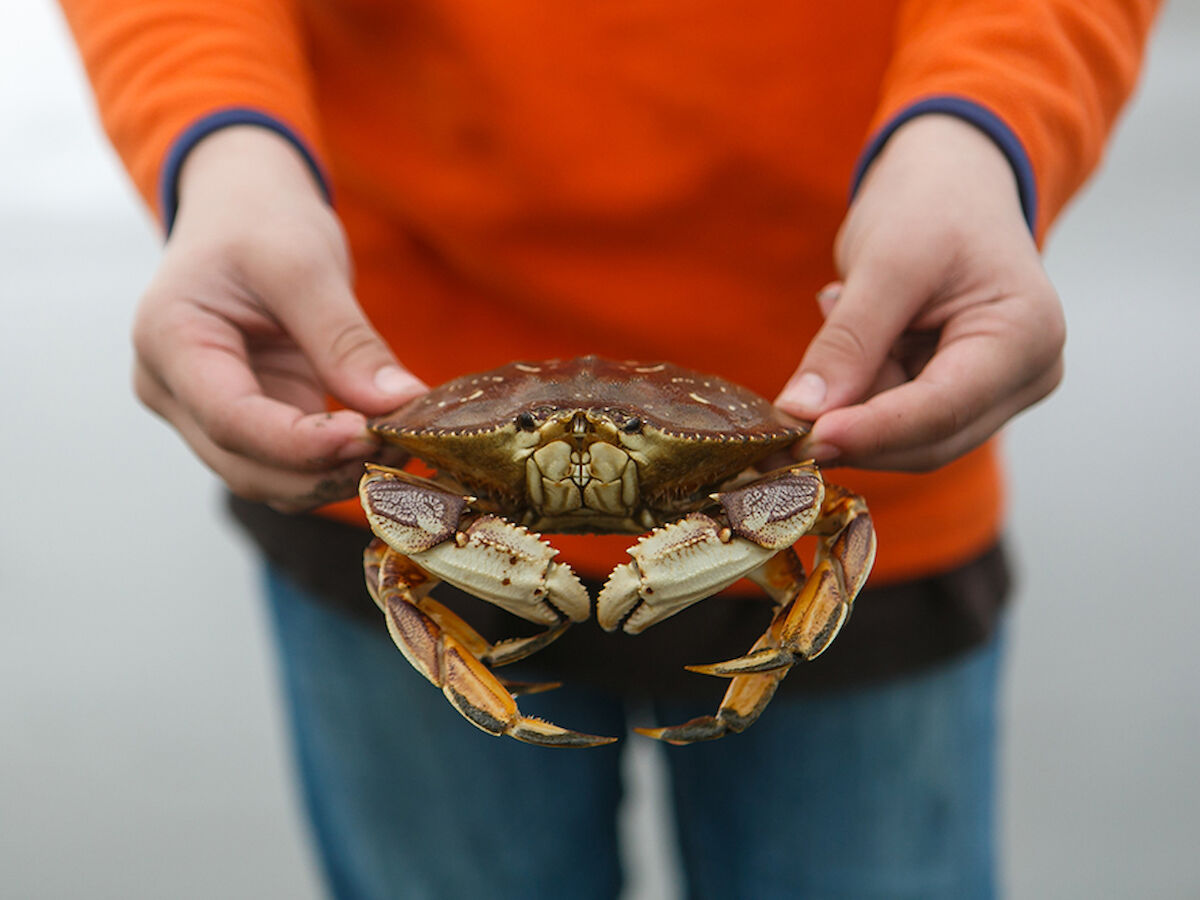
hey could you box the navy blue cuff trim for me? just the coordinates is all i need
[851,96,1038,233]
[158,108,331,234]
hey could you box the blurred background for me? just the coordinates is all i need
[2,3,1197,898]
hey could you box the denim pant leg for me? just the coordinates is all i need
[263,567,628,900]
[656,634,1004,900]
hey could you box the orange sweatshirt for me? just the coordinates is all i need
[61,0,1157,585]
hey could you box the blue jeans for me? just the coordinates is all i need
[264,566,1002,900]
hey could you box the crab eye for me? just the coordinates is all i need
[516,412,537,431]
[623,417,643,434]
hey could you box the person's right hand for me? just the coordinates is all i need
[132,126,427,512]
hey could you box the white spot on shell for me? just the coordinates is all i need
[634,364,666,373]
[464,389,484,401]
[515,363,543,373]
[688,392,712,405]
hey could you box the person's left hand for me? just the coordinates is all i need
[775,114,1066,471]
[132,126,427,512]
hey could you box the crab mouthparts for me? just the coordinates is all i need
[525,427,641,522]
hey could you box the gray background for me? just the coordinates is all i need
[2,3,1197,897]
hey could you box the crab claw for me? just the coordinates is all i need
[597,513,774,633]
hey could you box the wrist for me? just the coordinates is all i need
[858,114,1026,226]
[178,125,326,211]
[854,101,1036,233]
[159,108,330,233]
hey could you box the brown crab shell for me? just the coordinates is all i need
[369,356,808,508]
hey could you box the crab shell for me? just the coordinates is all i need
[367,356,808,533]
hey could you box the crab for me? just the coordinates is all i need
[358,356,875,746]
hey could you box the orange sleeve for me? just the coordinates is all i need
[856,0,1160,240]
[58,0,328,226]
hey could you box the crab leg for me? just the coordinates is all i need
[636,483,876,744]
[372,549,619,748]
[636,633,790,746]
[361,466,611,746]
[364,539,613,745]
[693,483,875,675]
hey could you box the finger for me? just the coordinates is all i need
[263,263,427,414]
[809,280,938,386]
[136,362,368,508]
[776,264,924,419]
[799,307,1064,470]
[811,360,1062,471]
[778,357,908,468]
[810,279,929,394]
[248,339,332,413]
[136,319,378,471]
[835,362,1060,472]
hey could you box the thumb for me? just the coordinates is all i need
[280,276,427,414]
[776,273,914,420]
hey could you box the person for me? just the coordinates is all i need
[60,1,1158,897]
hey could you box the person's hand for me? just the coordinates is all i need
[132,126,426,511]
[776,114,1066,471]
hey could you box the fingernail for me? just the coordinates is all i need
[817,282,842,303]
[781,372,827,413]
[816,282,842,316]
[374,365,424,399]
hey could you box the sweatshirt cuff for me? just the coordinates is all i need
[851,96,1038,233]
[158,107,331,233]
